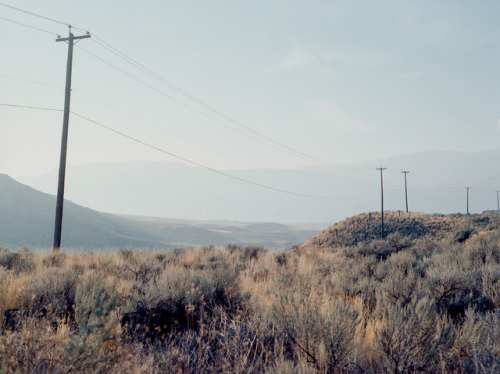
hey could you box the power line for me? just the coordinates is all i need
[0,74,63,89]
[1,101,375,200]
[0,15,58,35]
[75,45,310,161]
[4,101,497,207]
[0,103,62,111]
[0,2,366,171]
[89,36,374,172]
[71,90,310,184]
[71,112,325,199]
[0,73,318,181]
[81,43,374,173]
[0,2,70,26]
[90,35,332,165]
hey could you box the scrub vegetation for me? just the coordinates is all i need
[1,212,499,373]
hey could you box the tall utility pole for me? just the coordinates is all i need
[401,170,410,213]
[377,167,387,238]
[496,190,499,212]
[466,187,471,215]
[53,27,90,252]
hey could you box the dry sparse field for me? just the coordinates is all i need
[1,212,499,373]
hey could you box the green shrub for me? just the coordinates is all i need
[63,284,119,372]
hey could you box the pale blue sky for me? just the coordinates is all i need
[1,0,499,177]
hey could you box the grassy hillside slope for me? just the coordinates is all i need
[0,174,320,249]
[300,210,499,250]
[1,211,499,372]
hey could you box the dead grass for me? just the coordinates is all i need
[0,212,499,372]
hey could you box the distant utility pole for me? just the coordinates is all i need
[53,27,90,252]
[496,190,499,212]
[401,170,410,213]
[466,187,471,215]
[377,167,387,238]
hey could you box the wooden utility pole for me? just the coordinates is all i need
[53,27,90,252]
[377,167,387,238]
[401,170,409,213]
[496,190,499,212]
[466,187,470,215]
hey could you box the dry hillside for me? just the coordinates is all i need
[1,211,500,372]
[300,210,500,251]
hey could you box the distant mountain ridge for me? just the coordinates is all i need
[0,174,320,250]
[17,148,500,223]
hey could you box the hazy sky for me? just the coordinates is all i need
[1,0,500,178]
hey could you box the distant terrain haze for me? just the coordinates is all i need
[17,149,500,224]
[0,173,320,250]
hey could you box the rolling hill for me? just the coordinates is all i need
[0,174,321,250]
[300,210,500,251]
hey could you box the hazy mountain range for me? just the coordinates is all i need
[17,148,500,223]
[0,174,321,250]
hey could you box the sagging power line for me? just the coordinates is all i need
[0,15,58,35]
[0,2,72,27]
[71,112,326,199]
[0,102,327,199]
[76,44,329,165]
[0,3,371,172]
[89,36,334,166]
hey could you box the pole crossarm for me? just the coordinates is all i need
[56,34,90,42]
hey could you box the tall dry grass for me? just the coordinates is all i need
[0,225,499,373]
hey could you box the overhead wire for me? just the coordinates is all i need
[90,36,332,165]
[0,72,345,183]
[70,112,327,199]
[71,89,309,183]
[89,36,373,172]
[0,101,326,199]
[0,3,422,173]
[0,73,306,180]
[0,103,62,112]
[0,5,493,201]
[0,74,63,89]
[0,5,370,172]
[1,100,496,206]
[0,2,70,27]
[75,44,307,160]
[0,15,58,35]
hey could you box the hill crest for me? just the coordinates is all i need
[300,211,500,250]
